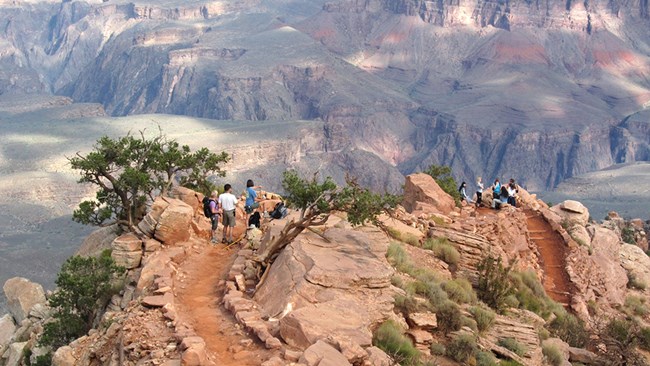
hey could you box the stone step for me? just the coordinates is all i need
[529,236,546,240]
[528,230,546,234]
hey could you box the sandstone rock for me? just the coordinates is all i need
[298,340,352,366]
[112,233,143,251]
[407,329,433,345]
[28,303,50,319]
[402,173,455,214]
[619,244,650,289]
[0,314,16,350]
[260,356,285,366]
[4,342,27,366]
[246,227,263,250]
[111,233,144,269]
[543,338,570,361]
[568,346,599,364]
[568,224,590,246]
[76,224,121,257]
[170,186,203,214]
[366,346,392,366]
[111,250,143,270]
[550,200,589,226]
[142,293,174,308]
[3,277,46,323]
[154,198,194,245]
[52,346,76,366]
[407,312,437,330]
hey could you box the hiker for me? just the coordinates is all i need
[458,181,474,204]
[499,183,510,204]
[491,178,501,209]
[244,179,262,215]
[476,176,484,208]
[507,179,519,207]
[208,191,221,243]
[218,184,239,244]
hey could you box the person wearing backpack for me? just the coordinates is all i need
[203,191,221,244]
[244,179,262,214]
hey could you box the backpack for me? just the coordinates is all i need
[248,212,261,228]
[202,197,215,218]
[270,202,288,219]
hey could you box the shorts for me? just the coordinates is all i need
[245,202,260,214]
[210,215,219,230]
[222,210,236,227]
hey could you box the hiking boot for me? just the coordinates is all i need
[211,238,217,244]
[222,238,227,243]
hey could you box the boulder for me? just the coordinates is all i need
[4,342,27,366]
[52,345,76,366]
[568,224,591,246]
[154,198,194,245]
[170,186,203,214]
[366,346,392,366]
[619,244,650,288]
[76,224,120,257]
[144,238,162,252]
[568,347,599,364]
[0,314,16,350]
[550,200,589,226]
[3,277,46,323]
[407,313,437,330]
[298,340,352,366]
[111,233,143,269]
[180,337,208,366]
[256,227,395,351]
[402,173,455,214]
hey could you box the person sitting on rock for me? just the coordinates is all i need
[500,183,510,205]
[491,178,502,209]
[507,179,519,207]
[458,181,474,205]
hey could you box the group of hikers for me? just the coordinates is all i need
[458,177,519,209]
[204,179,263,244]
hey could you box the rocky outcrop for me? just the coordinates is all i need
[111,233,144,269]
[138,197,194,245]
[551,200,590,226]
[2,278,46,324]
[402,173,456,214]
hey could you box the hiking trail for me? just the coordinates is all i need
[174,241,272,365]
[524,209,574,306]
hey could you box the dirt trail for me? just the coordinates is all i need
[524,209,574,306]
[174,242,271,365]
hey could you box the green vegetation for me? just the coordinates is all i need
[627,272,648,291]
[600,317,647,365]
[548,311,588,347]
[442,278,476,304]
[477,255,514,312]
[446,333,477,363]
[497,338,527,357]
[475,351,498,366]
[373,320,420,366]
[510,270,563,319]
[625,295,649,317]
[423,237,460,265]
[499,361,524,366]
[40,250,124,349]
[542,344,563,366]
[638,326,650,351]
[436,301,462,334]
[70,131,229,232]
[429,343,445,356]
[387,243,416,275]
[424,165,461,206]
[622,227,636,244]
[470,305,496,333]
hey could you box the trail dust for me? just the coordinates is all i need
[524,209,574,306]
[174,240,272,365]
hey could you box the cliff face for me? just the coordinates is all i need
[1,0,650,190]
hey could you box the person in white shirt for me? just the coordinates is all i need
[218,184,239,244]
[476,176,484,208]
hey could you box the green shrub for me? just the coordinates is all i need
[470,305,496,333]
[510,270,561,319]
[499,361,524,366]
[475,351,498,366]
[477,256,514,312]
[497,338,526,357]
[436,301,462,334]
[639,326,650,351]
[627,272,647,291]
[407,279,448,310]
[424,165,461,206]
[423,237,460,265]
[625,295,649,317]
[548,311,588,347]
[622,227,636,244]
[394,294,427,315]
[600,317,647,365]
[39,250,124,349]
[403,233,421,247]
[542,344,563,366]
[461,316,478,331]
[430,215,447,226]
[446,333,477,363]
[538,327,550,341]
[391,275,405,289]
[430,342,445,356]
[372,320,420,366]
[443,278,476,304]
[387,242,415,275]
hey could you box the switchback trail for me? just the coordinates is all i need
[524,209,574,306]
[174,242,271,365]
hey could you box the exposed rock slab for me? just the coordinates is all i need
[551,201,589,226]
[298,340,352,366]
[0,314,16,351]
[402,173,455,214]
[3,277,46,323]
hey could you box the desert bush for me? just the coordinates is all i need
[40,250,124,349]
[430,342,446,355]
[391,275,405,289]
[638,326,650,351]
[499,361,524,366]
[625,295,649,317]
[627,272,648,291]
[477,255,514,312]
[461,316,478,331]
[436,300,462,333]
[408,279,448,310]
[372,320,420,366]
[510,270,562,319]
[429,215,447,226]
[394,294,427,315]
[538,327,550,341]
[443,278,476,304]
[498,338,527,357]
[446,333,478,363]
[622,227,636,244]
[423,237,460,265]
[470,305,496,333]
[475,351,498,366]
[542,344,563,366]
[548,310,588,347]
[387,243,416,275]
[599,317,649,365]
[403,233,421,247]
[424,165,461,206]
